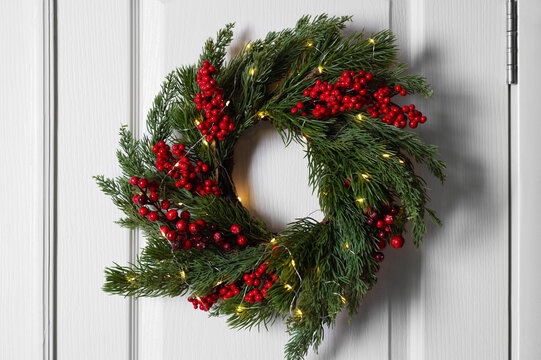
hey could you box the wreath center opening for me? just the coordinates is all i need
[232,121,323,232]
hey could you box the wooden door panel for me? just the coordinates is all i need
[56,1,132,358]
[513,1,541,358]
[44,0,509,359]
[390,2,508,359]
[137,1,391,359]
[0,1,44,358]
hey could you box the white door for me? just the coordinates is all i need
[1,1,539,359]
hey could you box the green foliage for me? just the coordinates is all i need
[96,14,444,360]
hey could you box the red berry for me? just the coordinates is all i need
[147,212,158,222]
[130,176,139,186]
[377,239,387,250]
[213,232,223,242]
[196,219,206,229]
[160,225,169,235]
[376,220,384,228]
[394,85,402,92]
[161,200,171,210]
[138,207,148,216]
[189,223,199,233]
[230,224,241,235]
[176,220,187,231]
[296,102,304,109]
[237,235,247,246]
[149,192,159,202]
[137,194,148,205]
[183,240,192,250]
[374,252,384,262]
[166,210,178,221]
[391,235,405,248]
[384,214,394,224]
[166,231,177,242]
[138,178,148,188]
[180,210,190,220]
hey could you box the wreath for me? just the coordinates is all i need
[96,15,445,360]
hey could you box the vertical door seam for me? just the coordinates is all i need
[129,1,140,359]
[43,0,57,359]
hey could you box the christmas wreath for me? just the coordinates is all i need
[96,15,445,360]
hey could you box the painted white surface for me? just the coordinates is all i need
[512,1,541,359]
[233,122,324,232]
[0,1,44,359]
[0,0,520,359]
[389,1,509,359]
[56,1,131,358]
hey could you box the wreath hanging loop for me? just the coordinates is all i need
[96,14,445,360]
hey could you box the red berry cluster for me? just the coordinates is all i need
[292,71,374,118]
[194,60,235,142]
[367,85,426,129]
[231,224,248,246]
[130,176,229,252]
[242,261,277,303]
[188,282,240,312]
[130,176,164,222]
[291,70,427,129]
[159,210,214,251]
[365,203,405,263]
[212,223,247,252]
[152,140,221,197]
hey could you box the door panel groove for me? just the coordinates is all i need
[129,1,141,359]
[43,0,57,359]
[507,85,512,360]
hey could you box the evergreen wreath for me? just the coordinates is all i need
[95,15,445,360]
